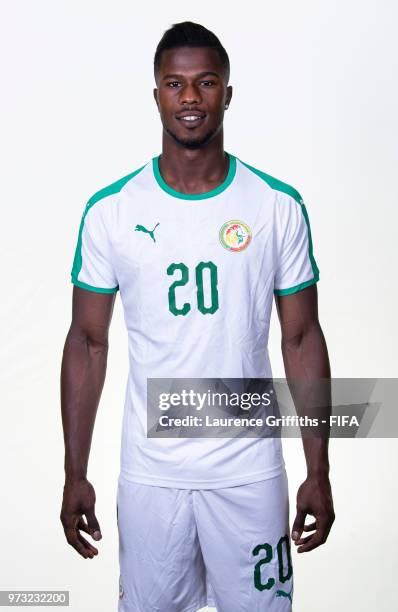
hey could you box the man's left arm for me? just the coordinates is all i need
[275,283,335,553]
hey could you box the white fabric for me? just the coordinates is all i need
[116,471,292,612]
[79,202,119,289]
[71,154,319,488]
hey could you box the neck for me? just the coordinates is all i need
[158,131,229,195]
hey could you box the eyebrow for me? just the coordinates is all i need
[161,71,221,81]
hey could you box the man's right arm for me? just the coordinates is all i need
[60,286,116,559]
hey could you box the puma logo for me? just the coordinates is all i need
[135,222,160,243]
[276,586,293,602]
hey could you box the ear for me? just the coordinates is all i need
[226,85,233,107]
[153,88,159,111]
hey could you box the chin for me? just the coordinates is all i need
[165,126,218,149]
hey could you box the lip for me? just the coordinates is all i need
[176,111,206,119]
[176,112,206,128]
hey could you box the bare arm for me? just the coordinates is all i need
[60,286,116,558]
[275,283,335,553]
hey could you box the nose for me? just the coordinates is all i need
[179,83,202,105]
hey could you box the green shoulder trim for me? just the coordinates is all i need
[239,159,303,204]
[71,163,146,288]
[86,163,147,207]
[239,158,320,295]
[300,201,320,284]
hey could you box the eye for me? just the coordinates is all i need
[166,81,181,88]
[201,80,215,86]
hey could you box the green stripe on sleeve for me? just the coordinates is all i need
[239,158,320,295]
[71,163,146,289]
[72,279,119,294]
[300,202,320,280]
[274,276,319,296]
[272,202,320,295]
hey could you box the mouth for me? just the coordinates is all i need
[176,113,206,127]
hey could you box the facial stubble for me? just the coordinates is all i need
[163,123,221,150]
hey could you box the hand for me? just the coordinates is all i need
[291,473,335,553]
[60,477,102,559]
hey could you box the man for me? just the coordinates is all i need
[60,21,335,612]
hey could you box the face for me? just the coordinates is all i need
[154,46,232,149]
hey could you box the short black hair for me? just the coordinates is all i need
[154,21,230,83]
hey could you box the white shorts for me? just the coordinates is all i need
[116,470,293,612]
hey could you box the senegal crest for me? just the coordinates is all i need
[219,220,252,252]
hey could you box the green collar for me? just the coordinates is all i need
[152,152,237,200]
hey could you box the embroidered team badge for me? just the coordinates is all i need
[219,220,252,252]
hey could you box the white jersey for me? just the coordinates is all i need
[71,153,319,488]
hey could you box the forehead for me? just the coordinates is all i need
[158,46,224,78]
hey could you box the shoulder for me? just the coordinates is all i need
[86,163,148,212]
[236,156,303,206]
[83,162,150,226]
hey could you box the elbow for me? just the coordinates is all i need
[65,325,109,355]
[281,321,321,352]
[281,329,305,352]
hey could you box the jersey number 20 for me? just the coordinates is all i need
[167,261,219,316]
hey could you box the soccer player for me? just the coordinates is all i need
[60,21,335,612]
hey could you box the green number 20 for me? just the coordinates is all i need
[252,535,293,592]
[167,261,219,316]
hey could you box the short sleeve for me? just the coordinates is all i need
[70,199,119,294]
[274,193,320,296]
